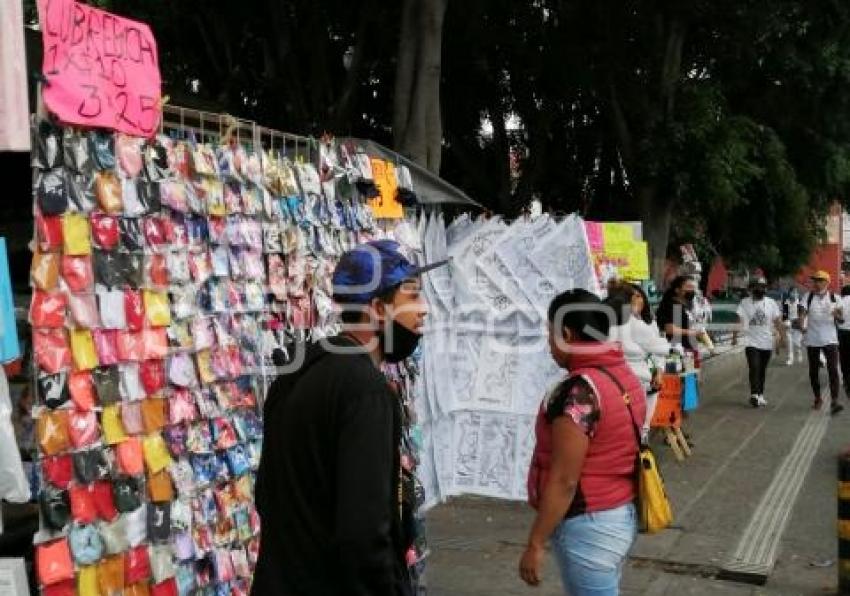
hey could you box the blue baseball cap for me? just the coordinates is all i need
[332,240,448,304]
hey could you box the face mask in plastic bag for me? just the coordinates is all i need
[140,359,165,395]
[99,515,129,555]
[124,289,145,332]
[125,544,151,585]
[37,212,63,253]
[185,215,208,248]
[117,134,143,178]
[171,285,196,321]
[70,328,99,371]
[92,479,118,521]
[117,437,144,476]
[208,216,226,245]
[39,484,71,530]
[147,468,174,503]
[210,350,228,382]
[67,371,95,412]
[122,177,147,217]
[194,350,215,384]
[120,218,145,252]
[225,444,251,477]
[223,182,242,214]
[67,172,98,213]
[36,371,66,417]
[189,251,212,284]
[87,130,115,170]
[169,389,197,426]
[151,577,178,596]
[31,251,60,291]
[142,328,169,360]
[121,401,144,435]
[120,362,146,401]
[160,180,188,213]
[69,523,104,565]
[36,168,69,216]
[92,329,119,366]
[166,250,190,284]
[69,483,98,524]
[163,424,188,459]
[174,537,195,569]
[29,290,67,329]
[147,503,172,544]
[145,254,169,288]
[61,255,93,292]
[212,547,235,584]
[97,554,125,595]
[124,504,147,547]
[95,171,123,214]
[195,388,221,420]
[62,212,92,256]
[93,250,127,289]
[143,215,167,250]
[169,459,195,497]
[92,366,120,405]
[137,178,162,213]
[36,537,75,587]
[101,404,126,445]
[190,453,216,487]
[144,139,170,182]
[167,353,198,388]
[167,321,193,351]
[42,453,73,489]
[142,398,167,434]
[63,128,92,174]
[73,447,109,484]
[209,245,229,278]
[32,120,63,169]
[112,476,142,513]
[68,293,100,329]
[117,330,145,363]
[34,328,71,375]
[68,408,99,448]
[143,434,173,475]
[164,213,188,249]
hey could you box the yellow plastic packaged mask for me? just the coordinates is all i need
[77,564,99,596]
[70,328,99,371]
[143,290,171,327]
[101,405,127,445]
[62,212,92,256]
[142,433,173,474]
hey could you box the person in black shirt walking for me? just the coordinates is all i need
[252,240,445,596]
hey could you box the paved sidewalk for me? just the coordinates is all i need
[424,348,847,595]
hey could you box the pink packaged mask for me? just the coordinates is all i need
[92,329,120,366]
[68,293,100,329]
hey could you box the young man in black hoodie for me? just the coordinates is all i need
[252,240,445,596]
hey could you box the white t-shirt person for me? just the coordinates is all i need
[737,297,782,350]
[801,292,841,347]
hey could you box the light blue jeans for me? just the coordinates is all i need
[551,503,637,595]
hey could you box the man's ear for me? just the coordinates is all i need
[370,297,387,324]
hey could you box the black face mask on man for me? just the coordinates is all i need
[379,319,422,363]
[752,289,766,299]
[683,290,696,302]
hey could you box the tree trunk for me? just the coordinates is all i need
[393,0,447,173]
[637,184,673,287]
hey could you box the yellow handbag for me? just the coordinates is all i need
[595,367,673,534]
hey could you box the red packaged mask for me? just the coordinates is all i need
[68,371,97,410]
[125,290,145,332]
[90,213,120,250]
[69,484,97,524]
[91,480,118,521]
[42,454,74,489]
[146,254,169,288]
[30,290,68,328]
[36,538,75,586]
[143,215,168,249]
[37,212,63,252]
[61,255,94,292]
[117,330,145,362]
[125,544,151,585]
[142,328,169,360]
[117,437,144,476]
[140,359,166,395]
[68,409,100,449]
[33,328,71,374]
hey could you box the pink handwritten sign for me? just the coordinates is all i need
[585,221,604,252]
[37,0,162,137]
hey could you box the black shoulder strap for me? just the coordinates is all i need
[593,367,642,449]
[807,292,814,310]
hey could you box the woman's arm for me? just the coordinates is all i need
[519,418,589,586]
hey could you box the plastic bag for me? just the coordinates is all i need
[73,448,109,484]
[161,180,188,212]
[143,215,168,250]
[40,484,71,530]
[31,251,60,291]
[117,134,144,178]
[117,331,145,362]
[30,290,68,328]
[68,408,99,448]
[112,476,142,513]
[69,483,97,524]
[97,554,125,595]
[169,389,197,425]
[95,171,123,214]
[92,329,119,366]
[125,544,151,585]
[97,289,127,329]
[36,538,75,586]
[100,516,129,555]
[190,251,212,284]
[92,366,120,405]
[117,437,144,476]
[37,212,63,252]
[120,217,145,252]
[70,328,99,371]
[69,523,104,565]
[61,255,93,292]
[68,293,100,329]
[146,254,169,288]
[143,328,169,360]
[125,289,145,332]
[121,402,144,435]
[162,424,188,459]
[119,362,146,401]
[93,250,126,289]
[143,434,173,474]
[37,370,69,410]
[142,398,167,434]
[148,505,172,544]
[36,168,69,215]
[143,290,171,327]
[101,405,127,445]
[166,250,190,284]
[62,212,92,256]
[33,328,71,374]
[167,352,198,388]
[42,454,73,489]
[90,213,120,250]
[140,359,166,395]
[147,469,174,503]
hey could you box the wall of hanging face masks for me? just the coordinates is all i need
[28,120,406,596]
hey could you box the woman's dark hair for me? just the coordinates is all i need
[842,284,850,297]
[548,289,610,341]
[662,275,694,303]
[631,284,653,324]
[604,282,653,326]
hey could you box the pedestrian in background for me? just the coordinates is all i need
[656,275,703,355]
[734,277,784,408]
[837,285,850,402]
[521,289,645,595]
[606,282,670,442]
[799,271,844,415]
[783,287,804,366]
